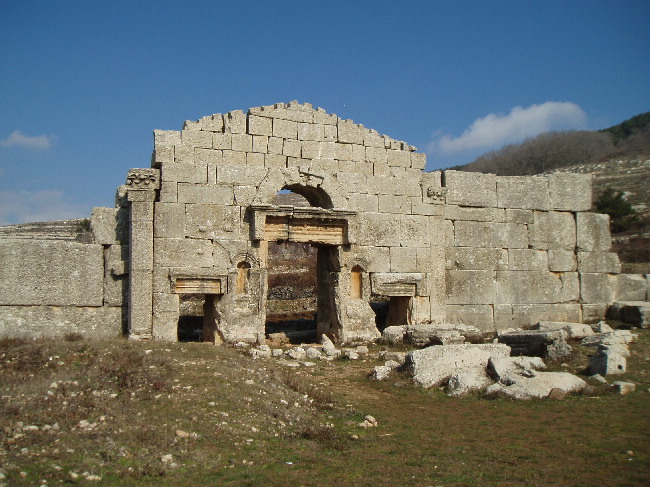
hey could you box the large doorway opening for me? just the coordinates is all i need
[265,189,325,344]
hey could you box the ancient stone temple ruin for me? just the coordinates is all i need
[0,102,647,343]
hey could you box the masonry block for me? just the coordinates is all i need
[446,247,507,271]
[446,270,496,304]
[445,305,495,332]
[614,274,647,301]
[576,212,612,251]
[577,252,621,274]
[547,250,577,272]
[530,211,576,250]
[248,115,273,136]
[508,249,548,271]
[548,173,592,211]
[497,176,550,210]
[177,183,234,205]
[580,273,616,303]
[444,170,497,207]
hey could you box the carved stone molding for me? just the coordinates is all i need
[126,168,160,190]
[425,186,447,204]
[371,272,428,296]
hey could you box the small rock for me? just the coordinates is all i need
[589,374,608,385]
[547,388,566,400]
[356,345,369,355]
[161,454,173,464]
[344,350,359,360]
[175,429,190,438]
[612,381,636,395]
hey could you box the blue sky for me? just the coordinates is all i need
[1,0,648,224]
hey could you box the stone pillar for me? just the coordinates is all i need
[125,169,160,339]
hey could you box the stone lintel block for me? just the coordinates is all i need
[577,252,621,274]
[247,115,273,136]
[443,170,497,208]
[224,110,247,134]
[614,274,648,301]
[154,238,213,268]
[389,247,418,273]
[177,183,234,205]
[273,118,298,139]
[548,250,577,272]
[0,239,104,306]
[446,270,496,305]
[530,211,576,250]
[181,129,212,149]
[371,272,427,296]
[580,273,616,304]
[548,173,592,211]
[446,247,507,271]
[508,249,548,271]
[496,175,550,210]
[444,305,495,332]
[576,212,612,251]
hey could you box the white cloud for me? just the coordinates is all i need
[428,102,587,155]
[0,190,88,226]
[0,130,53,150]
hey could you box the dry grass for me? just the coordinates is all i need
[1,330,649,486]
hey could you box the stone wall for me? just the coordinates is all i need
[1,101,645,342]
[441,170,648,331]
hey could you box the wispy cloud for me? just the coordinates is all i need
[0,130,54,150]
[428,102,587,155]
[0,190,88,226]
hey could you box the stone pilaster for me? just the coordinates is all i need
[125,169,160,339]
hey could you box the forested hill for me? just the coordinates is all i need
[450,111,650,176]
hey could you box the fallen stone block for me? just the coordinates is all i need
[537,321,594,339]
[597,343,630,358]
[487,356,546,386]
[447,369,494,396]
[591,321,614,333]
[378,350,407,364]
[404,325,465,347]
[408,344,511,388]
[611,381,636,395]
[589,350,626,376]
[371,365,392,381]
[381,325,406,344]
[321,334,341,357]
[498,329,572,360]
[485,372,586,400]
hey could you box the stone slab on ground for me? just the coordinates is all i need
[486,372,586,400]
[408,343,511,388]
[537,321,594,339]
[609,301,650,328]
[497,329,572,360]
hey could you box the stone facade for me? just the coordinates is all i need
[0,101,647,342]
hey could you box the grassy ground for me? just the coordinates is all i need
[1,329,649,486]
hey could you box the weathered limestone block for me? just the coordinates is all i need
[580,273,616,303]
[357,213,402,246]
[224,110,247,134]
[91,207,128,245]
[153,203,185,238]
[498,330,572,360]
[582,303,608,323]
[537,321,594,339]
[0,239,104,306]
[510,304,582,329]
[444,305,495,331]
[496,271,578,304]
[347,193,379,212]
[576,213,612,251]
[547,250,577,272]
[408,343,510,388]
[337,119,364,144]
[614,274,647,301]
[505,208,534,224]
[508,249,548,271]
[199,113,224,132]
[180,130,212,149]
[177,183,234,205]
[185,204,239,238]
[154,238,213,268]
[104,245,129,307]
[486,371,586,399]
[382,325,407,344]
[589,350,626,375]
[213,133,232,150]
[446,270,496,304]
[404,325,465,347]
[444,170,497,207]
[0,305,122,339]
[454,221,527,249]
[611,301,650,327]
[446,247,507,271]
[386,149,410,168]
[530,211,576,250]
[548,173,592,211]
[577,252,621,273]
[162,162,208,184]
[340,299,380,344]
[444,205,505,222]
[496,176,550,210]
[248,115,273,136]
[447,369,494,396]
[389,247,417,273]
[378,194,410,214]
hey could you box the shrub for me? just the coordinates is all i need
[595,187,638,233]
